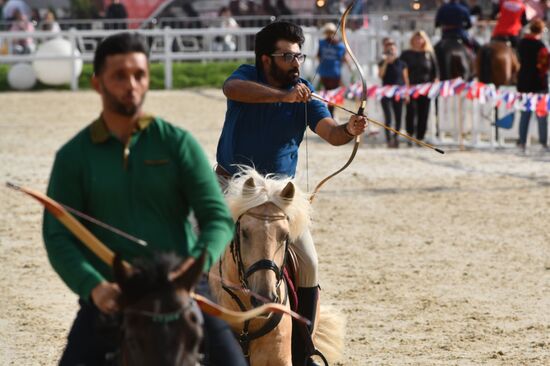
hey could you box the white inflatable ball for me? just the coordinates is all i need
[7,63,37,90]
[32,38,83,86]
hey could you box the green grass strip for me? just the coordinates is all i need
[0,60,249,91]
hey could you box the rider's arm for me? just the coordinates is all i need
[223,79,288,103]
[315,115,366,146]
[223,79,310,104]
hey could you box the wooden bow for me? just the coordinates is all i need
[6,182,309,326]
[309,0,367,203]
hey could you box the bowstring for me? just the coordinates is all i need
[304,4,350,193]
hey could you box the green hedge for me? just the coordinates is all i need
[0,60,249,91]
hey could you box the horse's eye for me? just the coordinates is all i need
[241,229,249,240]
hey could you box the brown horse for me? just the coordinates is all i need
[209,168,344,366]
[475,40,520,140]
[113,253,206,366]
[475,40,520,87]
[435,38,474,81]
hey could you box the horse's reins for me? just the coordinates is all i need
[219,211,290,359]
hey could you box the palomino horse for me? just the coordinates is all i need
[475,40,520,139]
[209,168,344,366]
[113,253,206,366]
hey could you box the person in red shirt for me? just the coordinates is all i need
[492,0,528,48]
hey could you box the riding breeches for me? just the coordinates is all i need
[291,228,319,287]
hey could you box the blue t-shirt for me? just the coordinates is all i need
[318,39,346,78]
[216,64,331,177]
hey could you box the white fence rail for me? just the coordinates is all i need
[2,26,536,148]
[0,26,497,89]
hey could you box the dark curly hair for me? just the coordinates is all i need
[254,21,305,68]
[93,32,149,75]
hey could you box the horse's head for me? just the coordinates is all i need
[113,252,205,366]
[225,168,311,308]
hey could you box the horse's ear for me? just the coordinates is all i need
[280,181,295,200]
[113,253,133,285]
[170,252,207,291]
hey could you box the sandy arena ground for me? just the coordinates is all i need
[0,89,549,365]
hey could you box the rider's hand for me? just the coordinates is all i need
[282,83,311,103]
[346,115,367,136]
[91,281,121,315]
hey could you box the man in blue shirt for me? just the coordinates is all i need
[435,0,478,51]
[216,21,366,365]
[317,22,348,117]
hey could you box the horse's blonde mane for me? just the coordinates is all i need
[224,167,311,241]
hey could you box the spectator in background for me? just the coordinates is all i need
[40,10,61,32]
[182,2,202,28]
[105,0,127,30]
[378,39,409,148]
[317,22,348,117]
[468,0,483,20]
[400,31,438,144]
[516,18,549,152]
[262,0,279,16]
[9,9,35,54]
[213,6,239,52]
[276,0,293,15]
[525,0,549,21]
[30,7,40,24]
[0,0,5,30]
[491,0,527,49]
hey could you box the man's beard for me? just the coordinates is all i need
[101,82,146,117]
[269,62,300,87]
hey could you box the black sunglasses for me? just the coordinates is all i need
[270,52,307,64]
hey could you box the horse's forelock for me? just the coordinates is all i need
[122,253,182,300]
[225,167,311,241]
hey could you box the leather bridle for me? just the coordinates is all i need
[119,297,203,366]
[219,211,290,359]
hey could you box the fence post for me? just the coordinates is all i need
[69,28,78,91]
[164,27,173,90]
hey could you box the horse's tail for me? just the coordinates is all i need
[313,305,346,363]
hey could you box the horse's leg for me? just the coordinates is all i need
[471,98,480,147]
[458,96,465,151]
[495,106,500,146]
[434,97,440,138]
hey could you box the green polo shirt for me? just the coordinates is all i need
[43,115,234,300]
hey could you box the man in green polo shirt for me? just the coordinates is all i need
[43,32,246,365]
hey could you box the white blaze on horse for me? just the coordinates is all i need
[209,168,344,366]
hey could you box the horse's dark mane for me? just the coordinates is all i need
[121,252,183,302]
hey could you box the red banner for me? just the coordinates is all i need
[104,0,165,21]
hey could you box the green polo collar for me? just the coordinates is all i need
[90,114,154,144]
